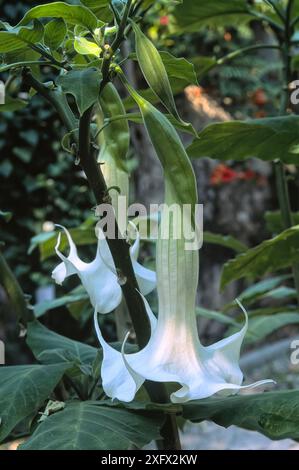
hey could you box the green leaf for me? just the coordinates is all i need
[191,56,218,80]
[171,0,253,34]
[265,210,299,234]
[221,275,292,313]
[132,22,180,121]
[34,289,89,318]
[183,390,299,440]
[18,2,98,31]
[188,116,299,164]
[243,312,299,343]
[74,36,101,57]
[0,20,44,53]
[44,18,67,51]
[80,0,112,22]
[57,68,101,115]
[27,320,97,365]
[204,232,247,253]
[20,401,164,450]
[221,225,299,289]
[0,96,28,112]
[0,364,68,443]
[0,210,12,222]
[159,51,198,90]
[196,307,239,327]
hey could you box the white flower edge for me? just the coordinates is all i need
[52,224,156,314]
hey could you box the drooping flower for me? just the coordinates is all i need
[92,84,273,403]
[94,204,274,403]
[52,224,156,314]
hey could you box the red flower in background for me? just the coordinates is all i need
[252,88,268,107]
[210,164,264,186]
[210,164,239,185]
[160,15,169,26]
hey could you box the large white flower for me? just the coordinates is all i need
[94,207,274,403]
[52,224,156,314]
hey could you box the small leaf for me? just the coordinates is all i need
[44,18,67,50]
[57,68,102,115]
[74,36,101,57]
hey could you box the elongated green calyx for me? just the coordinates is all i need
[118,69,197,209]
[132,21,181,122]
[97,83,130,217]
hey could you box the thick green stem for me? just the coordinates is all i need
[0,250,33,324]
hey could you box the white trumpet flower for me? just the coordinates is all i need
[94,206,274,403]
[52,224,156,314]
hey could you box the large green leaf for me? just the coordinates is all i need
[188,116,299,164]
[0,20,44,53]
[57,68,101,115]
[0,364,68,443]
[18,2,98,31]
[171,0,253,34]
[27,320,97,365]
[221,225,299,289]
[20,401,164,450]
[183,390,299,440]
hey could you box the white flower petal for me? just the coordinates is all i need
[52,226,122,314]
[132,260,157,295]
[94,295,158,401]
[94,311,140,401]
[129,225,156,295]
[51,231,80,284]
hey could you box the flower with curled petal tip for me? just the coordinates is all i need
[94,206,274,403]
[52,224,156,314]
